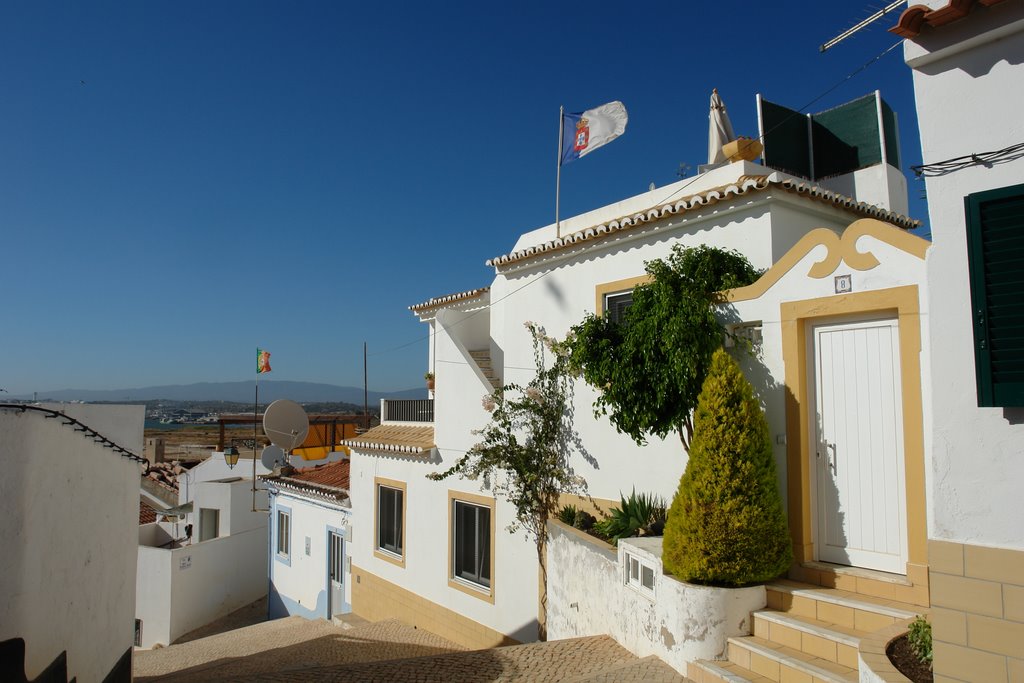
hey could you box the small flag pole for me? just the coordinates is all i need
[363,342,369,431]
[556,106,564,238]
[252,352,259,511]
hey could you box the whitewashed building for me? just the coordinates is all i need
[0,403,143,683]
[262,460,353,620]
[894,2,1024,680]
[342,90,935,652]
[135,451,269,649]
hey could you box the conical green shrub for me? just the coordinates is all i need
[662,348,792,586]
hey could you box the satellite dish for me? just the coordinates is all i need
[263,399,309,452]
[261,445,287,471]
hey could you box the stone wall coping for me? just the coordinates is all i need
[857,616,917,683]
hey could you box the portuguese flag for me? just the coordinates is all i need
[257,348,272,374]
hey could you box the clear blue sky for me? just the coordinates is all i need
[1,1,927,396]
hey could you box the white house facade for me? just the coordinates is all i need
[343,108,934,651]
[263,459,353,621]
[895,2,1024,680]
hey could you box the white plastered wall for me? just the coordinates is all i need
[269,491,351,619]
[906,3,1024,550]
[348,448,541,643]
[488,195,856,504]
[378,163,920,642]
[135,524,268,648]
[0,404,142,682]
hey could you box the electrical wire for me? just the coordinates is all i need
[912,142,1024,177]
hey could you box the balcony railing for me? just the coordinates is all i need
[381,399,434,423]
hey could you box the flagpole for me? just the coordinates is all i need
[252,357,259,512]
[363,341,369,431]
[556,105,564,239]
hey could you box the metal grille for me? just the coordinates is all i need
[382,399,434,422]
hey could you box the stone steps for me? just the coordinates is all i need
[766,579,919,633]
[468,349,502,389]
[726,636,857,682]
[690,577,925,683]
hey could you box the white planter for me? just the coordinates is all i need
[546,522,766,674]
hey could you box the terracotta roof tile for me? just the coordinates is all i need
[260,459,352,505]
[891,0,1006,38]
[139,500,158,525]
[343,424,435,455]
[409,287,490,313]
[484,174,920,270]
[288,460,351,490]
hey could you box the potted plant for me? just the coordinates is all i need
[722,136,763,162]
[662,348,791,585]
[425,371,435,391]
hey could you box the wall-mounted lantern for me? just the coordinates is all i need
[224,446,240,469]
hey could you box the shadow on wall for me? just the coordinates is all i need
[916,16,1024,78]
[268,583,328,621]
[0,638,132,683]
[1003,407,1024,425]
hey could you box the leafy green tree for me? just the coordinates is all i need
[661,348,791,585]
[566,245,759,450]
[428,323,583,639]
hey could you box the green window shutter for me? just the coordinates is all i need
[966,183,1024,407]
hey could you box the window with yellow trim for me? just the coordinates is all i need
[453,499,490,589]
[377,484,404,558]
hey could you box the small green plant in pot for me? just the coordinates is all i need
[557,504,579,525]
[556,503,598,532]
[662,348,792,585]
[907,616,932,667]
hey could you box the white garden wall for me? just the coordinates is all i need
[546,522,764,674]
[135,525,268,648]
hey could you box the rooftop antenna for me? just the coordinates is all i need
[820,0,906,52]
[260,444,287,471]
[263,399,310,453]
[253,399,309,511]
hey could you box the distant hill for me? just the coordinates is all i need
[16,380,425,405]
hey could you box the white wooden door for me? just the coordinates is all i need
[328,531,348,615]
[811,317,907,574]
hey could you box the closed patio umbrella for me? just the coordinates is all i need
[708,88,736,165]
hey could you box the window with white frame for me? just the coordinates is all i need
[453,500,491,589]
[604,291,633,325]
[377,484,404,558]
[276,508,291,559]
[625,552,656,596]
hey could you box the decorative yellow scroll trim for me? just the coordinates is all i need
[725,219,929,303]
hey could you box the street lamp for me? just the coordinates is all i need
[224,446,240,469]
